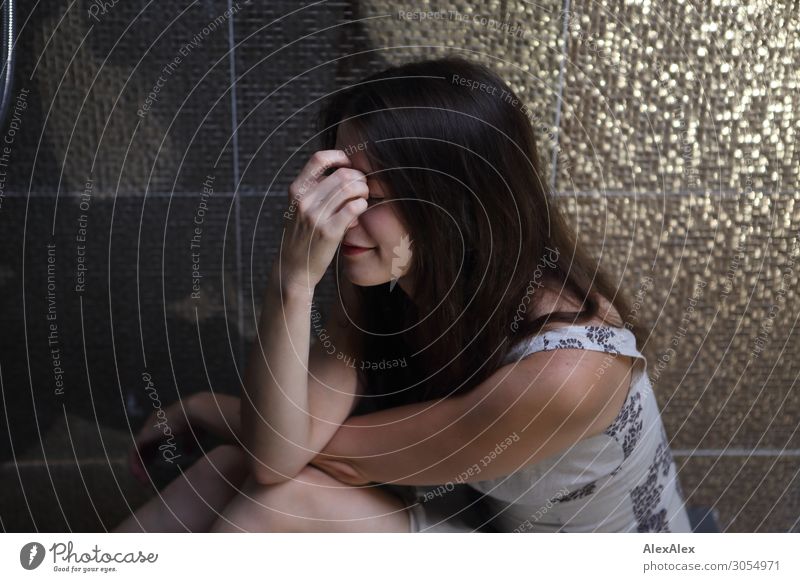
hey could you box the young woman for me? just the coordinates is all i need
[116,56,691,533]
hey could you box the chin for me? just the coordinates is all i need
[344,270,393,287]
[341,262,390,287]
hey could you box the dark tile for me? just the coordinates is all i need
[237,195,315,341]
[0,193,242,465]
[0,411,224,532]
[3,1,235,194]
[106,193,244,428]
[233,0,569,192]
[0,458,152,532]
[0,413,150,532]
[236,0,566,193]
[232,1,351,193]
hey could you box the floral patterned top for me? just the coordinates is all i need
[461,324,692,532]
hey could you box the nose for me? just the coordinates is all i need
[346,213,361,230]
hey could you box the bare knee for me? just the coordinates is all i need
[267,466,412,532]
[239,465,342,515]
[182,444,249,502]
[209,465,350,532]
[116,445,249,533]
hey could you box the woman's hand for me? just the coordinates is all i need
[278,150,371,291]
[128,392,243,485]
[128,394,197,485]
[309,454,373,486]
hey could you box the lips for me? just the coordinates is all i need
[342,243,374,250]
[341,242,375,256]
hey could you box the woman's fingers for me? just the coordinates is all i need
[129,399,192,483]
[128,437,153,485]
[135,399,190,446]
[133,410,160,448]
[128,446,149,484]
[312,168,369,221]
[288,150,351,205]
[328,197,369,234]
[280,151,371,288]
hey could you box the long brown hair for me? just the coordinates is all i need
[317,56,641,414]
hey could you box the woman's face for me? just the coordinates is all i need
[334,124,414,295]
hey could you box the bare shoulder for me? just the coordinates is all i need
[505,345,629,398]
[503,286,633,434]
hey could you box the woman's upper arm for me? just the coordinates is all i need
[311,348,625,485]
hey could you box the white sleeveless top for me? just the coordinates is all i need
[400,324,692,533]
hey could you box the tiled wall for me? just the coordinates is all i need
[0,1,797,532]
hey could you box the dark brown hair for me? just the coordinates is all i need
[317,56,642,414]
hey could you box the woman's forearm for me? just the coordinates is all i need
[241,265,315,483]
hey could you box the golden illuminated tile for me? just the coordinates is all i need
[557,1,799,193]
[676,454,800,532]
[561,192,800,449]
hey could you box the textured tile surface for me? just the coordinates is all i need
[562,193,800,450]
[2,0,798,534]
[353,0,565,187]
[557,0,799,193]
[676,454,799,532]
[3,1,236,194]
[233,1,350,193]
[0,194,242,467]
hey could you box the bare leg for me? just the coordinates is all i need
[209,465,412,533]
[114,445,249,532]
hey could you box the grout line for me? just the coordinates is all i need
[673,449,800,457]
[225,2,241,192]
[4,459,129,468]
[0,191,240,198]
[551,189,756,198]
[6,189,793,199]
[227,0,245,372]
[549,0,571,194]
